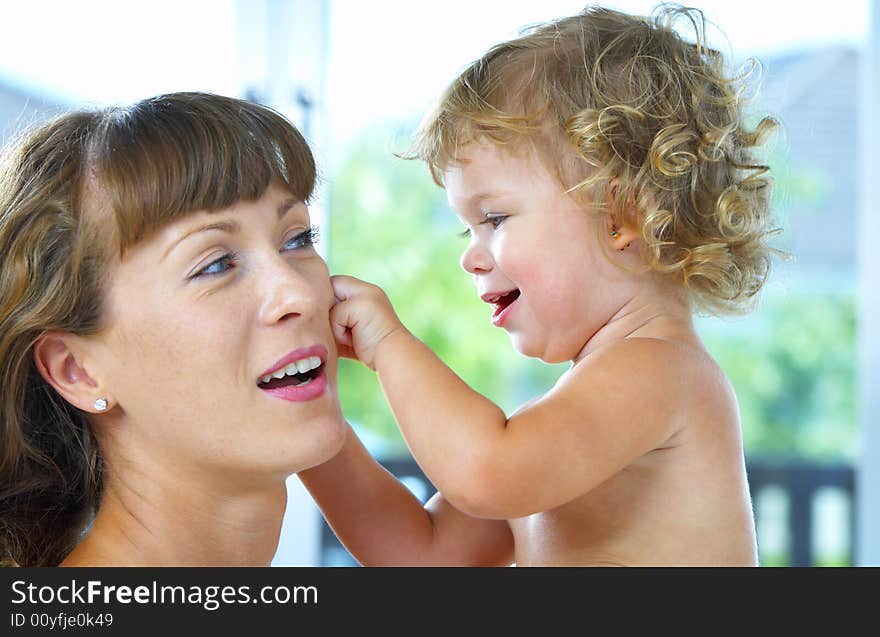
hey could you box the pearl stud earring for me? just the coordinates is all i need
[94,397,108,411]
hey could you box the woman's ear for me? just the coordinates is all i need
[32,332,113,413]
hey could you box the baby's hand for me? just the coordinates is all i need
[330,275,407,370]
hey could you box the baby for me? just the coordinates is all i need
[301,4,779,565]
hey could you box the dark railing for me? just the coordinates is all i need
[319,456,856,567]
[747,459,855,566]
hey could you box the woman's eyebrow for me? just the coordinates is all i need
[162,219,240,260]
[162,198,302,260]
[277,197,299,219]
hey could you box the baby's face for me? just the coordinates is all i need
[87,182,345,486]
[444,139,637,363]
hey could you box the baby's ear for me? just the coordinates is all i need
[32,332,111,414]
[605,181,640,251]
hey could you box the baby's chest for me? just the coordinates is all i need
[507,468,681,562]
[507,492,610,556]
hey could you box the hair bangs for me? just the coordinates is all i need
[86,93,316,255]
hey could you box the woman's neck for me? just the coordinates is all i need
[61,472,288,567]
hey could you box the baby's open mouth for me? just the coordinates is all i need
[485,289,521,318]
[258,356,324,389]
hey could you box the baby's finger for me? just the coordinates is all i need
[330,274,364,302]
[329,303,359,361]
[336,343,358,360]
[331,322,357,361]
[330,302,352,337]
[331,319,351,346]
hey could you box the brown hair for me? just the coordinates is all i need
[410,4,781,315]
[0,92,316,566]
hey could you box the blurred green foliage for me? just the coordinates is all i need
[326,124,857,464]
[698,290,857,461]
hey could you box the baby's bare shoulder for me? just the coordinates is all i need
[561,336,736,420]
[574,336,725,381]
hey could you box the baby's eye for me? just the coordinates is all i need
[482,214,508,230]
[284,226,320,251]
[192,253,239,278]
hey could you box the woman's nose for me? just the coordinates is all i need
[460,239,494,275]
[258,258,321,325]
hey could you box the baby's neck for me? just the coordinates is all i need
[574,294,698,363]
[62,475,287,567]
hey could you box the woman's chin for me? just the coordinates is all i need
[315,414,347,462]
[288,413,347,473]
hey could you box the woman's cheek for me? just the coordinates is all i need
[304,256,333,301]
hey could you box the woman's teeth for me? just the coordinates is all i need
[260,355,322,385]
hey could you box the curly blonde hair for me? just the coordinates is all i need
[410,4,781,315]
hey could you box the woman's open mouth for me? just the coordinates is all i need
[258,356,323,389]
[481,289,521,327]
[257,346,328,402]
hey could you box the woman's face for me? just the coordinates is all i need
[89,182,346,487]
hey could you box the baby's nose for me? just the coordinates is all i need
[460,241,493,275]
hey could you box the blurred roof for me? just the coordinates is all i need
[757,45,859,270]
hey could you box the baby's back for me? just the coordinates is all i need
[509,337,758,566]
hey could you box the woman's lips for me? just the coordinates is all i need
[259,344,327,379]
[257,343,329,402]
[260,366,328,402]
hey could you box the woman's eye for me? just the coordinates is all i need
[284,226,320,251]
[458,227,472,239]
[192,253,238,278]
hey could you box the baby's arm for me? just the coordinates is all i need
[331,275,687,520]
[298,423,514,566]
